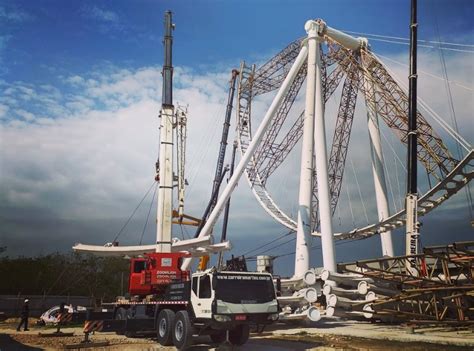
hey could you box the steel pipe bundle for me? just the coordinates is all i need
[320,270,373,286]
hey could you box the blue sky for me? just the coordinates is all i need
[0,0,472,275]
[2,0,473,82]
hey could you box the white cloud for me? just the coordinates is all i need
[0,35,12,75]
[16,109,35,121]
[81,5,124,34]
[65,76,85,85]
[0,104,8,118]
[0,6,32,23]
[87,6,119,23]
[0,65,232,223]
[0,49,472,261]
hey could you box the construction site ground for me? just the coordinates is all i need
[1,318,473,350]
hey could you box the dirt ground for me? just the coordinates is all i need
[1,318,473,350]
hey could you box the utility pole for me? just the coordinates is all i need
[405,0,420,274]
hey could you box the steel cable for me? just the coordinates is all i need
[112,180,157,243]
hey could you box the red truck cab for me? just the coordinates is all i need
[129,252,190,297]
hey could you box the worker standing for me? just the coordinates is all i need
[16,299,30,332]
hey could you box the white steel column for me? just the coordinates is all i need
[156,106,174,253]
[181,45,309,271]
[365,80,394,257]
[293,25,318,278]
[309,20,337,274]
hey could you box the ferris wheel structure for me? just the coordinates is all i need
[235,19,473,276]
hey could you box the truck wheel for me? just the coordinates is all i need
[172,310,193,350]
[210,330,226,344]
[114,307,127,335]
[229,324,250,346]
[156,309,175,346]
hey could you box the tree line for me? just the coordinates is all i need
[0,253,130,301]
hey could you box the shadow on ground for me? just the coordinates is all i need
[0,333,43,350]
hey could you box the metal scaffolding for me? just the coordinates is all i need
[338,241,474,323]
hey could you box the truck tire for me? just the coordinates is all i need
[156,309,175,346]
[229,324,250,346]
[114,307,127,335]
[210,330,226,344]
[172,310,193,350]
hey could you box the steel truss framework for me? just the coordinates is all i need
[236,33,472,239]
[339,241,474,322]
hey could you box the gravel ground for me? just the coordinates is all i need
[1,318,473,350]
[265,319,474,349]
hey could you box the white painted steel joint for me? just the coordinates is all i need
[304,19,323,38]
[307,18,369,51]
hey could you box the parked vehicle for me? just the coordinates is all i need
[87,252,279,349]
[37,304,86,325]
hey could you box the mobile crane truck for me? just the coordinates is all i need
[85,252,279,349]
[76,10,279,349]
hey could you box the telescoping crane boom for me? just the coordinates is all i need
[155,10,175,254]
[73,11,229,257]
[195,70,239,238]
[74,13,279,351]
[405,0,420,275]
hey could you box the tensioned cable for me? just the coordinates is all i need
[253,236,296,257]
[364,37,474,54]
[378,127,407,204]
[242,230,295,257]
[344,178,356,227]
[378,121,423,195]
[186,104,225,197]
[336,198,342,226]
[367,113,398,212]
[380,127,406,205]
[434,16,463,157]
[56,269,90,296]
[379,143,398,213]
[394,153,404,210]
[350,158,370,224]
[374,51,471,150]
[275,238,362,259]
[372,52,471,151]
[418,99,471,151]
[437,76,465,156]
[46,264,69,295]
[374,50,473,217]
[375,53,473,92]
[181,225,190,239]
[245,237,297,260]
[342,30,474,48]
[112,180,157,243]
[379,128,407,173]
[139,182,158,245]
[434,13,474,220]
[246,237,297,259]
[178,225,186,240]
[185,102,223,175]
[186,102,226,197]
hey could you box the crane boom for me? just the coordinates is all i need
[195,70,239,238]
[211,70,239,209]
[156,11,175,253]
[405,0,420,273]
